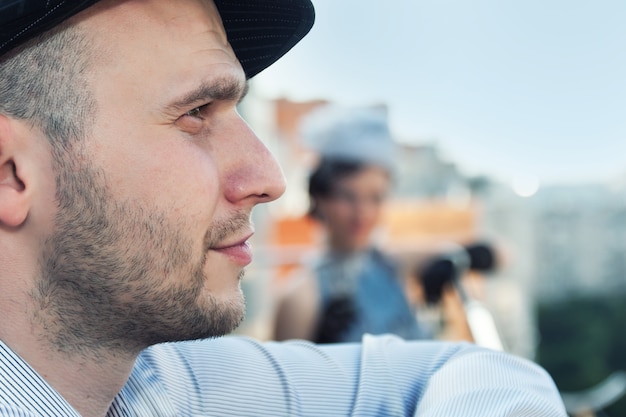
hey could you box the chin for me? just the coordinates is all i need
[348,238,369,250]
[178,291,246,342]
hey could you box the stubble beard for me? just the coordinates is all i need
[33,155,246,357]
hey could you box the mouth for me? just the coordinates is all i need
[211,232,254,266]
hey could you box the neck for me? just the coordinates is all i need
[328,239,370,255]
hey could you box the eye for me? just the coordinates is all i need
[185,103,210,119]
[175,103,213,134]
[186,107,202,117]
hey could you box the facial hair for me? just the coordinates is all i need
[33,154,246,356]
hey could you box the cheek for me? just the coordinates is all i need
[363,205,384,224]
[144,145,219,211]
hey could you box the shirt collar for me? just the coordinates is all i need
[0,339,81,416]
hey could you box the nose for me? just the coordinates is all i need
[221,114,286,206]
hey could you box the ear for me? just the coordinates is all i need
[0,115,31,228]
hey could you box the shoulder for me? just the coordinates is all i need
[369,247,400,272]
[276,266,321,312]
[280,266,319,298]
[275,266,320,315]
[273,267,321,341]
[141,336,566,416]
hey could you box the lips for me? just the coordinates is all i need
[211,234,253,266]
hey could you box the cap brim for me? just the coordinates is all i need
[216,0,315,78]
[0,0,314,79]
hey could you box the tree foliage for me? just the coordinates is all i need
[536,294,626,415]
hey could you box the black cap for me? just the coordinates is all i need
[0,0,315,78]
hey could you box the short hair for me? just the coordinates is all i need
[0,22,96,157]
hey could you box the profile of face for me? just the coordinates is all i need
[315,165,390,252]
[32,0,286,354]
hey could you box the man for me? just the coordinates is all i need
[0,1,567,416]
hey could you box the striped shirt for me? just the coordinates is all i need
[0,335,567,416]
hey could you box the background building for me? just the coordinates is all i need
[531,183,626,301]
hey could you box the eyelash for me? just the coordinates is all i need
[185,103,210,118]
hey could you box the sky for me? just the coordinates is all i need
[253,0,626,186]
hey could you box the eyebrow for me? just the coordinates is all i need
[165,78,249,114]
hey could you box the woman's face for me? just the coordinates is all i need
[316,165,391,252]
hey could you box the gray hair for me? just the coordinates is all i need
[0,23,96,155]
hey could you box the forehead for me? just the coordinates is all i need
[335,165,391,188]
[79,0,224,36]
[75,0,242,84]
[69,0,246,123]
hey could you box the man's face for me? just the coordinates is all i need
[35,0,286,353]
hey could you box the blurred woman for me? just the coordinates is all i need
[273,106,430,343]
